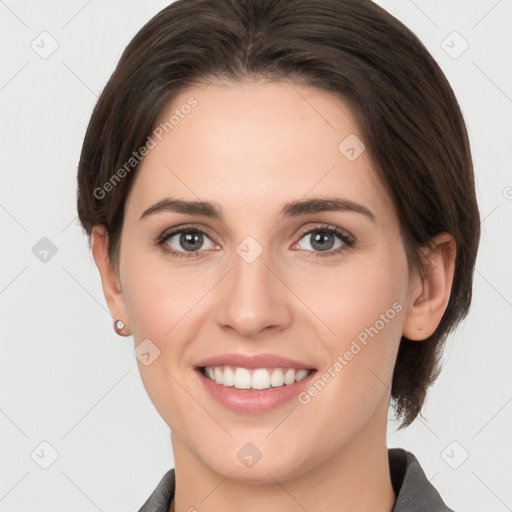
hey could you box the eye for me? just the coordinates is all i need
[157,225,218,259]
[292,224,355,258]
[156,223,355,260]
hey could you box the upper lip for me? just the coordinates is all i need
[195,353,316,370]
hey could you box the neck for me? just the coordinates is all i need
[169,400,396,512]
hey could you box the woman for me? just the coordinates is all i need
[76,0,480,510]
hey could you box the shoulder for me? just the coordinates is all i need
[389,448,457,512]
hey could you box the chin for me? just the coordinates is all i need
[199,444,313,485]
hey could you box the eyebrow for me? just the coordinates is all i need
[139,197,376,224]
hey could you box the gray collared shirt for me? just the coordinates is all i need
[137,448,455,511]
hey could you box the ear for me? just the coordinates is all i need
[91,225,131,336]
[402,232,456,341]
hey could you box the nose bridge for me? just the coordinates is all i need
[214,237,292,336]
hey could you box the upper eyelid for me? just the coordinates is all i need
[298,224,352,239]
[159,223,216,241]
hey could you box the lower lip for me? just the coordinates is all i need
[196,369,317,414]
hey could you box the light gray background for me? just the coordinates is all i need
[0,1,511,511]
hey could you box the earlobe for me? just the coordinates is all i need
[91,226,131,335]
[402,232,456,341]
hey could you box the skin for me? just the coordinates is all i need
[92,80,456,512]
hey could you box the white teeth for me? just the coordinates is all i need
[252,369,271,390]
[295,369,309,382]
[270,368,284,387]
[203,366,312,390]
[222,367,235,386]
[233,368,252,389]
[284,368,295,385]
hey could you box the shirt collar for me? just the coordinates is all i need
[388,448,455,511]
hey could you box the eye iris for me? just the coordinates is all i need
[180,231,203,251]
[311,231,334,251]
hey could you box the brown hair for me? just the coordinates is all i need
[77,0,480,429]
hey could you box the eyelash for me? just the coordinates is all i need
[155,223,355,260]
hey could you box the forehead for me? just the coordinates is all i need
[126,80,396,228]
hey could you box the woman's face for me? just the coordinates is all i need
[107,80,420,481]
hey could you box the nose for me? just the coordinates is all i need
[214,246,293,339]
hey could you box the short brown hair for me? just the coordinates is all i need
[77,0,481,429]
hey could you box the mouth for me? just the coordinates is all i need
[195,365,318,414]
[198,365,316,391]
[193,353,318,413]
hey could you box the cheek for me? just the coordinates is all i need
[295,252,408,394]
[290,265,407,452]
[120,244,198,339]
[122,266,199,435]
[119,249,210,412]
[300,255,406,342]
